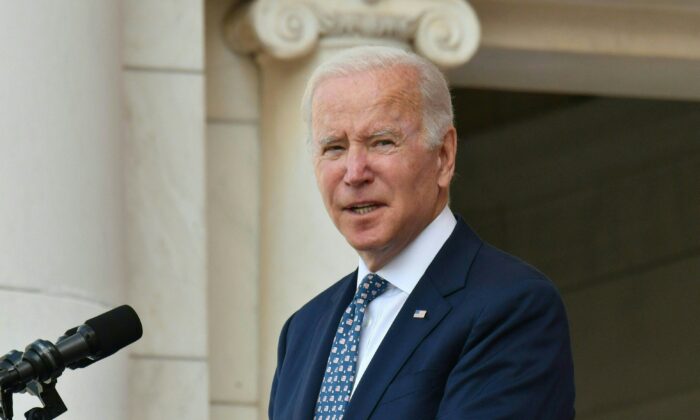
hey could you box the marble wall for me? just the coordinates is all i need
[206,0,261,419]
[123,0,210,418]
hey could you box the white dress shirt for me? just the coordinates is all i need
[351,205,457,395]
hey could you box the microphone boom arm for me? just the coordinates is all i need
[0,345,68,420]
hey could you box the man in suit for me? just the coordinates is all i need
[269,46,575,419]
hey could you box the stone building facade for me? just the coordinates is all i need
[1,1,698,419]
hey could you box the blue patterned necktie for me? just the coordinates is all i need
[314,273,389,419]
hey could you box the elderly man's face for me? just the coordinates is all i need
[311,66,456,271]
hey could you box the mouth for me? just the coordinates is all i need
[345,202,383,215]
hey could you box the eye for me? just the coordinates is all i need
[373,139,396,149]
[321,144,346,156]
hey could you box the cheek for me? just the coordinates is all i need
[315,163,341,200]
[395,159,438,197]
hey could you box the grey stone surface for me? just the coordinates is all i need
[505,155,700,290]
[585,386,700,420]
[565,256,700,416]
[451,97,700,418]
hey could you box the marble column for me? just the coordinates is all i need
[122,0,210,419]
[206,0,262,418]
[224,0,480,417]
[0,2,127,419]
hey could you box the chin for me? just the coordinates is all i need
[344,234,387,254]
[346,238,379,252]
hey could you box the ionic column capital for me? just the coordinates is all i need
[224,0,481,68]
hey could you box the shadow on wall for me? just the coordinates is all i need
[450,89,700,420]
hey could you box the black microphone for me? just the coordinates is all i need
[0,305,143,392]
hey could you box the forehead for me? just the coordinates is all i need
[311,67,422,132]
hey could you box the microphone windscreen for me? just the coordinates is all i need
[85,305,143,357]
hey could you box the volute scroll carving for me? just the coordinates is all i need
[415,6,480,68]
[225,0,480,68]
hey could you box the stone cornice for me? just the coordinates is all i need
[470,0,700,61]
[445,0,700,100]
[224,0,480,68]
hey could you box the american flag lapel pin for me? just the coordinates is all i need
[413,309,427,319]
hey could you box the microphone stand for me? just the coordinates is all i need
[0,350,67,420]
[21,379,67,420]
[0,379,67,420]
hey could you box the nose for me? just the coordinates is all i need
[343,146,373,186]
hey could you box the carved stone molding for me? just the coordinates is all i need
[225,0,481,68]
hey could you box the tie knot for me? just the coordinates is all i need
[354,273,388,307]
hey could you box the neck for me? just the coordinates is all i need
[360,196,448,272]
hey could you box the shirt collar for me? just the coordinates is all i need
[357,205,457,294]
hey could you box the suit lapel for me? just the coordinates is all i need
[346,276,451,419]
[345,218,483,419]
[293,271,357,420]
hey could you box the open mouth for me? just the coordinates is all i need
[347,203,380,215]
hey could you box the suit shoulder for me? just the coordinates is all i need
[467,242,561,300]
[458,243,570,346]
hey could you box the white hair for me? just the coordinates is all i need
[301,46,454,149]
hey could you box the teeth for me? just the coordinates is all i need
[351,205,377,215]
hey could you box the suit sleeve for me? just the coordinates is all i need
[268,315,293,420]
[436,277,576,420]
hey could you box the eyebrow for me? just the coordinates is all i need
[317,129,400,147]
[368,129,400,139]
[318,135,342,147]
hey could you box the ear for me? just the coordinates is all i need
[436,126,457,188]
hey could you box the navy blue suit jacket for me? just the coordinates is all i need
[269,217,575,419]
